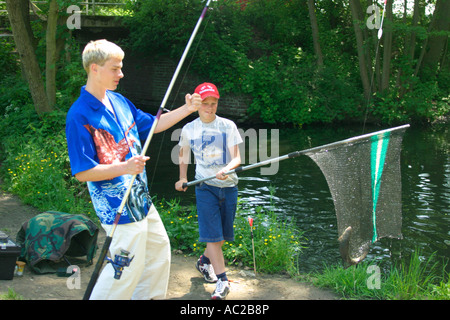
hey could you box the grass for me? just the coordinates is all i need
[312,250,450,300]
[0,288,23,300]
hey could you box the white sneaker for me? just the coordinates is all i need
[211,279,230,300]
[195,257,218,283]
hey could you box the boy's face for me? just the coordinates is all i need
[91,57,124,91]
[198,96,218,123]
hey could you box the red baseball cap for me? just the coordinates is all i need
[194,83,220,100]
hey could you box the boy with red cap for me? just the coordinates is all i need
[175,83,242,300]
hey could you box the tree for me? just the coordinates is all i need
[6,0,52,114]
[349,0,371,99]
[46,0,59,108]
[381,0,393,93]
[6,0,70,114]
[415,0,450,81]
[307,0,323,67]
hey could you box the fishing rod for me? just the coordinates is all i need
[377,0,387,39]
[83,0,212,300]
[182,124,410,188]
[248,217,257,276]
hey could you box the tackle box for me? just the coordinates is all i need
[0,231,21,280]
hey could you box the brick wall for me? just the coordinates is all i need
[120,52,251,124]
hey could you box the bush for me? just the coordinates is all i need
[158,193,306,276]
[0,102,95,220]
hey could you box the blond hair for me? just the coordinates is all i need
[82,39,125,74]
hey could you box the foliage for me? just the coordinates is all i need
[158,195,306,276]
[0,103,95,220]
[0,51,93,221]
[0,39,20,76]
[227,200,305,276]
[0,288,24,300]
[126,0,448,126]
[158,198,199,252]
[312,250,450,300]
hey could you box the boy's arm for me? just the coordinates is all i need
[216,145,241,180]
[175,145,191,191]
[75,155,149,182]
[155,93,201,133]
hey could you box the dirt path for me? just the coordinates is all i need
[0,190,337,300]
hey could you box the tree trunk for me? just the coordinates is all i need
[349,0,371,99]
[380,0,393,92]
[5,0,52,114]
[398,0,421,97]
[19,0,37,49]
[46,0,59,108]
[416,0,450,81]
[307,0,323,67]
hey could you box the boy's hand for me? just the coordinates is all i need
[185,93,202,113]
[216,169,229,180]
[175,178,188,192]
[125,155,149,175]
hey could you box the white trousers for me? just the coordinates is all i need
[90,205,171,300]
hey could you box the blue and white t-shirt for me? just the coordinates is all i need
[66,86,155,225]
[179,116,243,187]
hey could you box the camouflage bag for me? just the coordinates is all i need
[16,211,98,274]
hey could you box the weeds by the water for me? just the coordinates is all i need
[158,196,306,276]
[312,250,450,300]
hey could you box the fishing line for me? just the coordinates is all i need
[362,0,387,134]
[149,7,212,195]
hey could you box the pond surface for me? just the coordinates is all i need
[146,121,449,273]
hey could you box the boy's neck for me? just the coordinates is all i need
[85,80,107,102]
[85,80,114,114]
[200,115,216,124]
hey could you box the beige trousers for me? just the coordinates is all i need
[90,204,171,300]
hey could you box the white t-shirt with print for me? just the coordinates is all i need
[179,116,243,187]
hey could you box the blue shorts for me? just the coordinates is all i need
[195,183,238,243]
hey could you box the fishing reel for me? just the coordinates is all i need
[105,249,134,280]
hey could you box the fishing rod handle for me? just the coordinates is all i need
[83,235,112,300]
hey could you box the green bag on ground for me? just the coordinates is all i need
[16,211,98,274]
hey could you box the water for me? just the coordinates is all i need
[146,121,449,273]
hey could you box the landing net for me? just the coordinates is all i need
[306,125,409,265]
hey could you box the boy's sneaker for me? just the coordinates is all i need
[211,279,230,300]
[195,258,218,283]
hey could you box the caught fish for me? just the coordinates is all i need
[338,226,370,268]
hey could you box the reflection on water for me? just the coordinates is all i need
[147,123,449,273]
